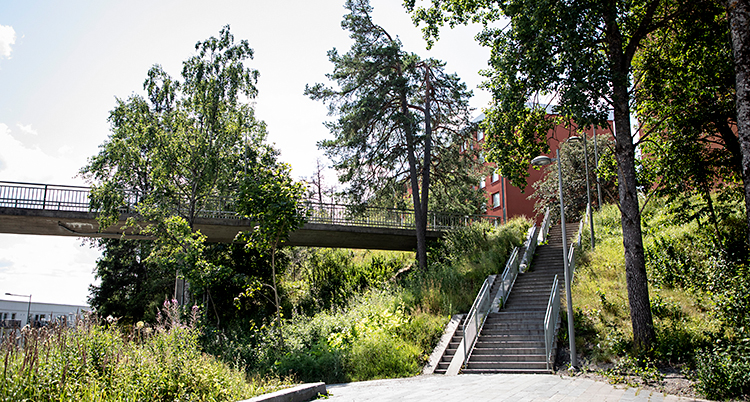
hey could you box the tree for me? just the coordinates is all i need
[306,0,477,270]
[533,133,617,222]
[725,0,750,244]
[633,1,741,246]
[87,239,173,324]
[405,0,701,349]
[80,26,272,305]
[236,157,306,329]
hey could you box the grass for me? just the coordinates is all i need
[202,217,532,385]
[0,301,293,402]
[565,198,750,399]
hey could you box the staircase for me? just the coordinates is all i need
[462,224,572,374]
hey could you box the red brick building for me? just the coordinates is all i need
[473,112,614,223]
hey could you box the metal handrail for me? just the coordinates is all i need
[576,204,590,248]
[299,202,502,231]
[495,247,521,311]
[0,181,503,231]
[568,243,576,282]
[462,275,494,366]
[538,207,551,244]
[520,225,539,272]
[544,274,561,371]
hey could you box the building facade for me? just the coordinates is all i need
[473,112,614,223]
[0,298,89,329]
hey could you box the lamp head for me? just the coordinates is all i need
[531,155,555,167]
[567,135,582,142]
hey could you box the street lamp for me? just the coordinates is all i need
[5,292,32,326]
[531,149,578,369]
[567,135,595,250]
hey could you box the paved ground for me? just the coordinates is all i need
[325,374,709,401]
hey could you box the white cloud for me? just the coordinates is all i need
[0,123,83,184]
[0,234,98,305]
[16,123,38,136]
[0,25,16,59]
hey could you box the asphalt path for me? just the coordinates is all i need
[325,374,710,401]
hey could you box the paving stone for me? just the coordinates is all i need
[324,374,712,402]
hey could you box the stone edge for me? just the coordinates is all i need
[422,313,464,375]
[239,382,327,402]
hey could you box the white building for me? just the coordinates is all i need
[0,298,89,328]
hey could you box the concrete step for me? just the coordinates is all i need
[465,361,549,371]
[469,353,547,363]
[461,367,553,374]
[471,347,545,355]
[475,340,545,349]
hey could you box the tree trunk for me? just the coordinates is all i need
[419,66,433,270]
[399,66,428,270]
[726,0,750,245]
[605,6,656,349]
[613,91,656,350]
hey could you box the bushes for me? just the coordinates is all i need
[272,290,444,383]
[695,337,750,400]
[0,302,289,402]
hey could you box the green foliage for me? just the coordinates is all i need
[87,239,173,324]
[403,217,530,314]
[83,26,306,324]
[307,0,479,269]
[285,249,410,313]
[571,196,750,399]
[635,1,740,214]
[271,291,439,383]
[533,134,617,222]
[0,302,291,401]
[695,336,750,400]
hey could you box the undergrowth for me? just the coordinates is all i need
[0,301,291,402]
[568,197,750,400]
[203,217,531,384]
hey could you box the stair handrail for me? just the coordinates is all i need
[576,204,590,248]
[495,247,520,311]
[568,243,577,282]
[544,274,561,371]
[538,207,551,245]
[461,275,494,367]
[519,225,539,273]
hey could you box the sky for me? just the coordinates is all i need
[0,1,493,306]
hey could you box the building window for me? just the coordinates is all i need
[477,130,484,141]
[492,171,500,183]
[492,192,501,208]
[480,178,486,189]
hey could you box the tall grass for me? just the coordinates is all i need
[570,198,750,399]
[0,301,291,402]
[202,218,531,384]
[403,217,531,315]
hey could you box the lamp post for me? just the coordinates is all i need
[5,292,32,326]
[531,149,578,369]
[567,135,595,250]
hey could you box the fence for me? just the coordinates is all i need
[0,181,504,232]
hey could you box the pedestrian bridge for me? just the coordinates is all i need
[0,181,500,251]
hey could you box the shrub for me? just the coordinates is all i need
[695,337,750,400]
[0,302,289,402]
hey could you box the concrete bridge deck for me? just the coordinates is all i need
[0,181,489,250]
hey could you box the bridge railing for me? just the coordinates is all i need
[299,201,502,231]
[0,181,90,211]
[0,181,503,231]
